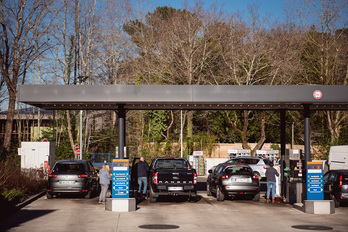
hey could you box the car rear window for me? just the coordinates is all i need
[225,166,252,175]
[244,159,259,164]
[53,163,85,174]
[263,159,271,165]
[155,159,189,168]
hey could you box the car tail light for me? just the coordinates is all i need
[263,166,268,169]
[78,174,88,178]
[253,175,259,180]
[221,172,229,179]
[153,172,158,185]
[48,174,57,178]
[339,174,343,188]
[47,189,52,192]
[81,189,88,193]
[193,172,197,184]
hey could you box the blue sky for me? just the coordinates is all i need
[151,0,286,21]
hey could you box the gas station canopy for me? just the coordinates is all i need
[18,85,348,111]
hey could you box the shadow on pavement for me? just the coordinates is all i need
[0,209,56,231]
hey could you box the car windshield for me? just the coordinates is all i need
[225,166,252,175]
[52,163,85,174]
[155,159,188,168]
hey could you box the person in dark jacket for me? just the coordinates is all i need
[137,157,148,198]
[265,162,279,204]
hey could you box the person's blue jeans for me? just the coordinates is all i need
[138,177,147,195]
[266,181,276,199]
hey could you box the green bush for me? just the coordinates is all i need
[0,188,26,204]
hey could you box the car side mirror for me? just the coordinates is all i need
[208,169,212,174]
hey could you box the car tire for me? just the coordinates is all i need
[46,192,53,199]
[206,182,212,196]
[253,192,260,201]
[216,186,225,201]
[188,195,196,202]
[330,193,340,208]
[85,189,93,199]
[149,188,157,203]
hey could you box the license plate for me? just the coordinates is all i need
[168,186,183,191]
[59,181,75,184]
[233,178,251,183]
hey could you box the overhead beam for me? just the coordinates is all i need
[18,85,348,111]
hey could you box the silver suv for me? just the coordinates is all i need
[225,157,271,179]
[47,160,99,199]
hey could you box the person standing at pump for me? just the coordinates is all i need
[137,157,149,199]
[99,164,111,204]
[265,162,279,204]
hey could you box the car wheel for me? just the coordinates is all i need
[330,193,340,208]
[188,195,196,202]
[206,182,212,196]
[85,189,93,199]
[216,186,225,202]
[149,188,157,203]
[253,192,260,201]
[46,192,53,199]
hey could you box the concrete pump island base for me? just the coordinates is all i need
[105,198,136,212]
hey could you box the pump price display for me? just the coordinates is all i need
[307,169,324,200]
[112,159,129,199]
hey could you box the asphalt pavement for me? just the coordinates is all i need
[1,176,347,232]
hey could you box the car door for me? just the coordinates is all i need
[87,161,98,191]
[324,171,337,197]
[323,171,331,198]
[211,165,223,192]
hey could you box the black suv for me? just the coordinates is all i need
[47,160,99,199]
[323,170,348,207]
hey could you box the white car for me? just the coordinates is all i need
[225,157,271,179]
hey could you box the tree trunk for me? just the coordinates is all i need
[3,89,16,154]
[241,110,249,149]
[251,111,266,156]
[66,110,76,158]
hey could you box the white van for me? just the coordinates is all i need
[328,145,348,170]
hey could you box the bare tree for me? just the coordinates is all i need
[287,0,348,143]
[0,0,53,156]
[210,2,304,154]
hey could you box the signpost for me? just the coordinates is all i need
[307,167,324,200]
[112,159,129,198]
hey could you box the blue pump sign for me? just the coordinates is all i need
[307,169,324,200]
[112,159,129,198]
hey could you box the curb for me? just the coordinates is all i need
[16,191,46,210]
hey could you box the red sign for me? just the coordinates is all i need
[42,138,48,142]
[75,144,79,150]
[313,90,322,99]
[44,161,48,169]
[77,149,80,156]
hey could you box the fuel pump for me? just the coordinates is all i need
[284,149,305,204]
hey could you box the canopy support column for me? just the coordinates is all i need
[117,105,126,159]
